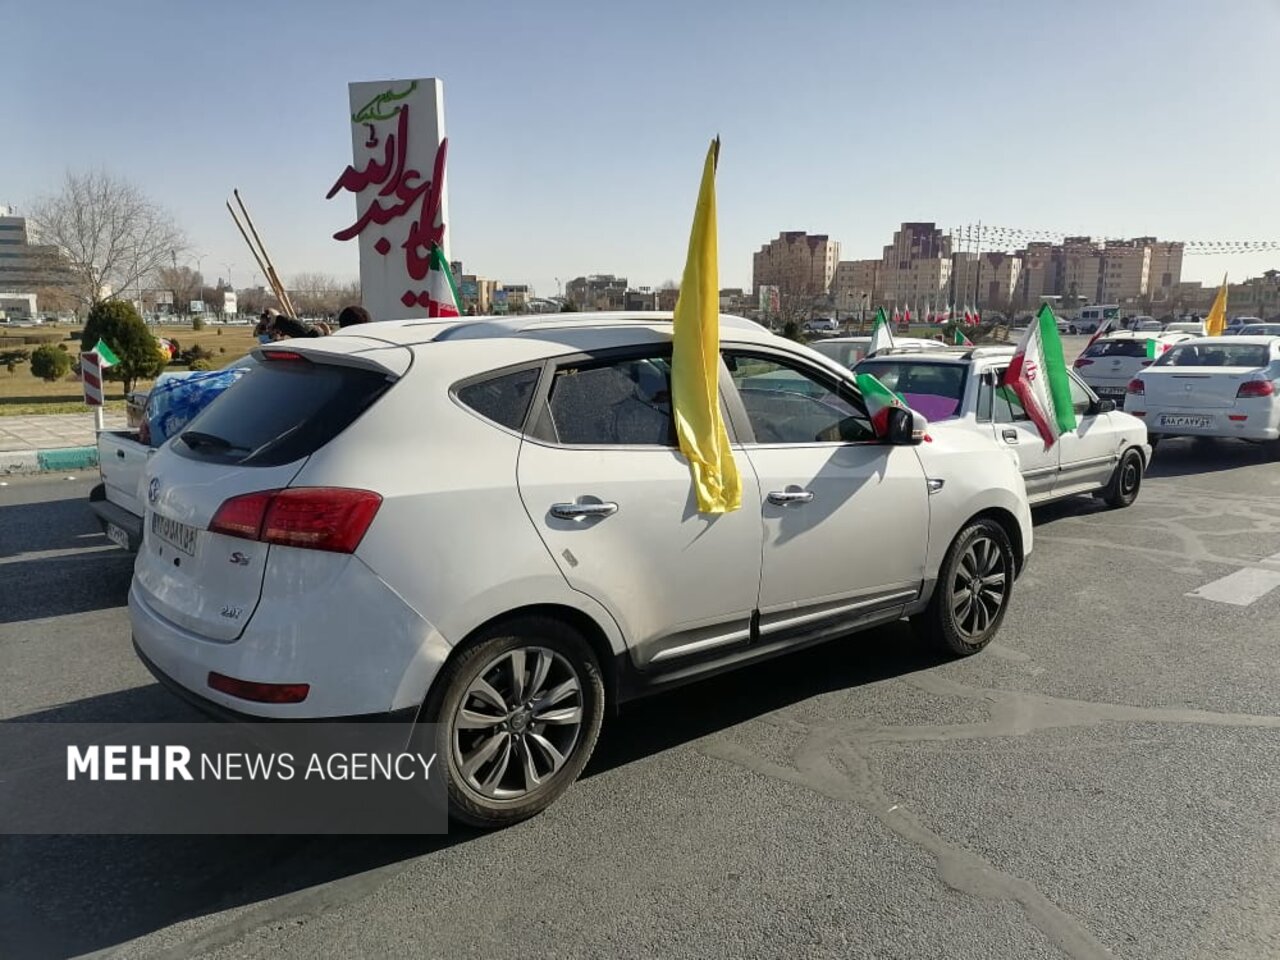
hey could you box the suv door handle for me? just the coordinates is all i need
[767,490,814,506]
[550,501,619,521]
[1001,429,1019,443]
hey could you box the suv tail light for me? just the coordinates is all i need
[1237,380,1275,398]
[1073,357,1094,368]
[1127,378,1145,395]
[209,488,382,553]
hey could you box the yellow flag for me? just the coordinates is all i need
[1205,274,1228,336]
[671,138,741,514]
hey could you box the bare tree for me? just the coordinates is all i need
[29,170,186,306]
[156,266,203,314]
[289,273,360,317]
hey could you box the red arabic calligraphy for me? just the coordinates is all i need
[327,105,447,283]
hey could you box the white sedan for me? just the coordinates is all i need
[1126,336,1280,443]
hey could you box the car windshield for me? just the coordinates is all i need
[1082,339,1149,358]
[1240,325,1280,336]
[855,360,967,420]
[1155,343,1272,368]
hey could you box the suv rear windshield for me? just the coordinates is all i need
[1082,340,1149,359]
[173,359,394,466]
[1156,343,1272,368]
[854,360,967,421]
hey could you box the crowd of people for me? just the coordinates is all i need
[253,306,372,342]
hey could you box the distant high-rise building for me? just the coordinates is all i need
[565,274,628,311]
[752,232,840,295]
[953,251,1022,311]
[832,259,881,312]
[879,223,952,306]
[0,210,74,294]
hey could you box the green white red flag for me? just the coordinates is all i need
[1003,304,1077,449]
[867,307,895,356]
[855,372,908,436]
[1144,338,1167,359]
[952,327,973,347]
[426,244,462,317]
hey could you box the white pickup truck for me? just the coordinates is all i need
[90,365,252,551]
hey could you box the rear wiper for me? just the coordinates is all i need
[180,430,247,452]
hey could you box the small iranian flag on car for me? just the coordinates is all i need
[855,372,907,436]
[1144,338,1167,359]
[1003,304,1077,449]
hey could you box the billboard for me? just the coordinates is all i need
[223,291,238,315]
[327,78,450,323]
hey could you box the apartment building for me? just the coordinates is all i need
[832,259,881,312]
[752,232,840,295]
[565,274,628,311]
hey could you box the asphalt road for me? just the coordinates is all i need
[1,434,1278,960]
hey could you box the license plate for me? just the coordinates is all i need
[1095,387,1127,397]
[150,511,198,556]
[1160,414,1212,428]
[105,522,130,551]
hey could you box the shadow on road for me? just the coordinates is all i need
[0,624,944,959]
[0,495,132,623]
[1145,436,1278,479]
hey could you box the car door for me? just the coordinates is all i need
[1055,373,1122,495]
[978,367,1060,502]
[722,348,930,641]
[516,346,763,670]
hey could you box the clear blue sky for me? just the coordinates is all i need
[4,0,1277,298]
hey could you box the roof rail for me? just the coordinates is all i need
[964,345,1017,359]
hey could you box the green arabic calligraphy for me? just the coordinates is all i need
[352,80,419,123]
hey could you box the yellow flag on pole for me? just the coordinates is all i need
[671,138,741,514]
[1205,274,1228,336]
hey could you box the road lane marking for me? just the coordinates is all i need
[1187,564,1280,606]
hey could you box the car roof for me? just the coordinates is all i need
[815,335,937,345]
[1170,336,1279,347]
[858,345,1016,365]
[1097,330,1185,341]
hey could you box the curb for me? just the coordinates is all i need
[0,445,99,476]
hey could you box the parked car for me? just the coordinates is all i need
[129,313,1033,827]
[1128,316,1162,332]
[1237,323,1280,337]
[809,335,939,369]
[1163,321,1207,335]
[802,317,841,335]
[856,346,1149,507]
[1072,331,1194,408]
[1127,336,1280,444]
[1223,317,1259,335]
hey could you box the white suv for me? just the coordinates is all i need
[856,347,1150,507]
[130,313,1033,826]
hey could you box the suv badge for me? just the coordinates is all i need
[229,552,250,566]
[148,478,160,504]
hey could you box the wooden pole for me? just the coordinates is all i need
[231,190,297,318]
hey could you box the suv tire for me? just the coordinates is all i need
[914,518,1015,656]
[424,617,605,828]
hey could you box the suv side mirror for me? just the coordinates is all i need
[884,405,928,445]
[1096,399,1117,413]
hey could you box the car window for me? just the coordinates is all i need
[1067,374,1092,417]
[976,372,995,422]
[545,354,675,446]
[854,360,966,421]
[810,341,864,368]
[992,376,1028,423]
[455,368,540,431]
[1082,340,1148,359]
[724,351,875,444]
[1156,343,1272,368]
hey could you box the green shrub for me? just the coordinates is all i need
[81,300,166,392]
[215,327,222,336]
[189,358,214,371]
[192,316,206,331]
[30,344,72,381]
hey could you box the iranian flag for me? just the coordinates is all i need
[867,306,895,356]
[952,327,974,347]
[891,305,901,326]
[1003,304,1077,449]
[425,244,462,317]
[855,372,908,435]
[1144,338,1168,360]
[902,304,912,326]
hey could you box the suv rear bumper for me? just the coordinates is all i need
[129,561,454,719]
